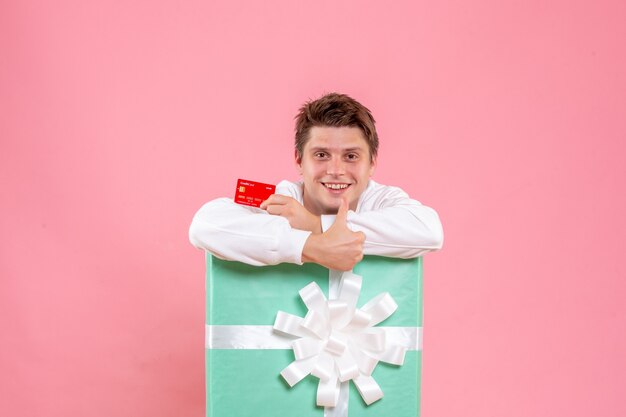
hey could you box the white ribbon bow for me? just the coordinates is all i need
[273,271,407,408]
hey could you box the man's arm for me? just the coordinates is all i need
[320,184,443,258]
[189,196,367,271]
[188,198,312,266]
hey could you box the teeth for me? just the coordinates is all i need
[324,183,349,190]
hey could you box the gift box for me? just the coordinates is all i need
[204,254,424,417]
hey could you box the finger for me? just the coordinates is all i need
[260,194,279,209]
[335,198,349,224]
[265,205,284,216]
[260,194,289,209]
[259,194,275,209]
[259,194,276,210]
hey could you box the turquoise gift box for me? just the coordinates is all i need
[204,254,424,417]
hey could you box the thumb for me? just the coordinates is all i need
[335,198,349,225]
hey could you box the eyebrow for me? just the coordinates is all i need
[309,147,365,152]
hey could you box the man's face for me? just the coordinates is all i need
[297,126,376,215]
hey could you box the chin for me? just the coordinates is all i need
[321,201,341,214]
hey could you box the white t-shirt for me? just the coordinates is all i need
[189,179,443,266]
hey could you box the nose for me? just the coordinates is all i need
[326,156,346,176]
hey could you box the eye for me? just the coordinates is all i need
[345,153,359,161]
[314,151,329,159]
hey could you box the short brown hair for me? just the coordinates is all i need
[294,93,379,161]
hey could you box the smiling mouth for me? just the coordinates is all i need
[322,183,351,190]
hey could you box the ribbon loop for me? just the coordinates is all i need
[334,349,360,382]
[299,282,327,314]
[273,311,305,337]
[349,345,379,376]
[280,356,317,387]
[317,376,340,407]
[311,351,334,382]
[325,332,347,356]
[353,375,384,405]
[342,309,372,332]
[337,272,362,309]
[293,338,324,360]
[302,310,329,339]
[360,292,398,326]
[328,300,349,327]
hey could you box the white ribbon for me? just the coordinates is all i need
[206,325,421,351]
[274,271,411,409]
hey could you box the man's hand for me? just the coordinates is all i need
[301,199,365,271]
[261,195,322,233]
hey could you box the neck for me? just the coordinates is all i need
[302,193,325,216]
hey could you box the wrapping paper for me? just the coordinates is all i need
[205,255,423,417]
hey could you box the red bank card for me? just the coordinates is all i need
[234,179,276,208]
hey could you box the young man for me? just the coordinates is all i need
[189,93,443,271]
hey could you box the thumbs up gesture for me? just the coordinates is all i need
[302,199,365,271]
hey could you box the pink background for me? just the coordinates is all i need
[2,1,625,416]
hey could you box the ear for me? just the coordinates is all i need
[369,156,377,177]
[294,150,303,175]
